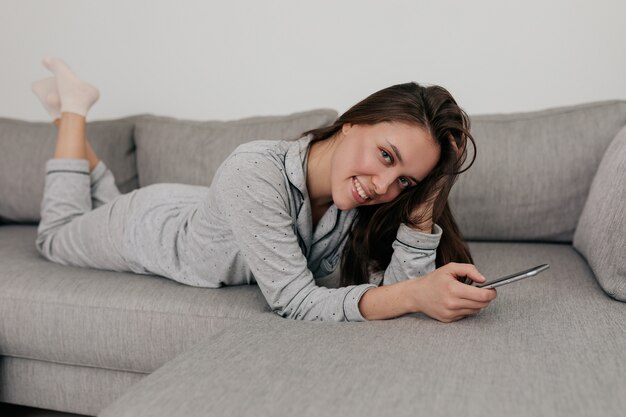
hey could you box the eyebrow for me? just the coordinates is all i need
[386,139,420,183]
[386,140,404,163]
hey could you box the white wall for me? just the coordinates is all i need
[1,0,625,122]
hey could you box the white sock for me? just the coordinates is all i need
[31,77,62,120]
[42,57,100,117]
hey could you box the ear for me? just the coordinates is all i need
[341,123,353,135]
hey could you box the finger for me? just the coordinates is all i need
[448,309,481,322]
[448,133,464,158]
[450,137,459,155]
[450,299,490,310]
[457,285,497,303]
[454,309,482,319]
[446,262,486,284]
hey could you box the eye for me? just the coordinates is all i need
[380,149,393,163]
[399,177,410,188]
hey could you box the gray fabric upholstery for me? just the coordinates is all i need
[99,242,626,417]
[0,356,145,417]
[449,100,626,242]
[574,126,626,301]
[0,226,278,374]
[2,103,625,417]
[134,109,337,187]
[0,116,139,224]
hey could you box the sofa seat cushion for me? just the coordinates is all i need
[99,240,626,417]
[0,225,279,374]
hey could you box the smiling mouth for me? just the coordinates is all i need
[352,176,371,202]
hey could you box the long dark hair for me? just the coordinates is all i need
[305,82,476,287]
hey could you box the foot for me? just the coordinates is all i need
[42,57,100,117]
[31,77,61,120]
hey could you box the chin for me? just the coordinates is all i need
[331,190,351,211]
[334,200,352,211]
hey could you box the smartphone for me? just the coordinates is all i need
[472,264,550,289]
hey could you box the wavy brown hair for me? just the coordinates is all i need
[305,82,476,287]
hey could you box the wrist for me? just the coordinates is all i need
[403,278,423,314]
[358,280,419,320]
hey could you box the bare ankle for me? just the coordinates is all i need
[88,159,100,173]
[54,113,88,160]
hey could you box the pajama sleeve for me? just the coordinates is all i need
[211,152,377,322]
[367,223,443,287]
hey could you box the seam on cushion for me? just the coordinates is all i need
[1,354,151,375]
[1,353,152,375]
[471,100,626,123]
[1,315,267,374]
[0,295,272,321]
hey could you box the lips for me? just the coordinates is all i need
[352,176,371,203]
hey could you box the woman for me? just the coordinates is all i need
[32,57,496,324]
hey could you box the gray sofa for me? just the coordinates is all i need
[1,101,625,417]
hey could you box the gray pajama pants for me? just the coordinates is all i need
[36,158,212,284]
[36,158,131,272]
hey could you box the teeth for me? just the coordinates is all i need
[354,177,370,200]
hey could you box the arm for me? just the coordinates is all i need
[211,152,377,322]
[360,193,495,321]
[358,279,417,321]
[359,262,497,322]
[379,223,443,286]
[357,223,442,320]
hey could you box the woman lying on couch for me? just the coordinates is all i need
[32,57,496,323]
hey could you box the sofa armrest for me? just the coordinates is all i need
[574,125,626,301]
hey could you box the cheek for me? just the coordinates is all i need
[344,140,374,173]
[380,189,402,204]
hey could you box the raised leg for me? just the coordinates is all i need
[53,117,100,172]
[33,58,101,172]
[33,57,126,268]
[41,88,119,208]
[41,57,100,117]
[35,156,128,272]
[53,112,88,161]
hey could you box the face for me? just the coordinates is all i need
[330,121,441,210]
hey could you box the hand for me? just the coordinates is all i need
[409,262,497,323]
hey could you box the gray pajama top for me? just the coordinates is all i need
[118,135,442,322]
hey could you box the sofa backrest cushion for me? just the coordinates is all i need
[449,100,626,242]
[0,116,139,224]
[573,126,626,301]
[134,109,337,187]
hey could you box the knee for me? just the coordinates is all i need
[35,222,59,261]
[35,215,70,258]
[35,231,66,266]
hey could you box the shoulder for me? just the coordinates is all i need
[217,139,291,175]
[211,139,295,200]
[231,139,291,163]
[214,140,289,182]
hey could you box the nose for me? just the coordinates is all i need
[372,173,396,196]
